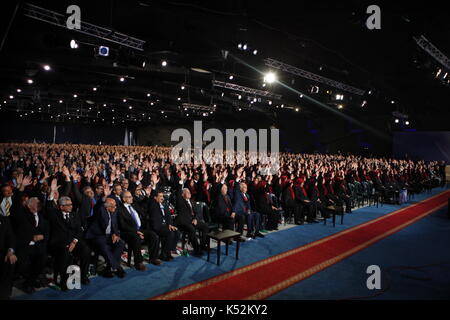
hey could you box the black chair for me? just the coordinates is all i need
[323,205,344,227]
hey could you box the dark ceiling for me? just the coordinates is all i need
[0,0,449,128]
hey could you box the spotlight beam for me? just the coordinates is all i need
[230,54,390,141]
[264,58,366,96]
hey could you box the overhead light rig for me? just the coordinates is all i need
[264,58,366,96]
[22,3,146,51]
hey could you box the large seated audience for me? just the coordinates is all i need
[0,142,446,299]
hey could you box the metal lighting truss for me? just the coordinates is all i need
[264,58,366,96]
[413,35,450,70]
[212,80,282,100]
[22,3,146,51]
[182,103,216,112]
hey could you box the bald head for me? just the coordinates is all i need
[104,198,117,213]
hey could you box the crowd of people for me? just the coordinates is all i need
[0,142,446,299]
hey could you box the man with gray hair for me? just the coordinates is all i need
[85,197,125,278]
[46,193,91,290]
[12,197,49,294]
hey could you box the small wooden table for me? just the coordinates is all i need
[207,230,241,265]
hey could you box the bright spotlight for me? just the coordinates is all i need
[229,75,234,80]
[161,60,167,67]
[264,72,277,84]
[43,65,51,71]
[395,119,399,123]
[93,87,97,91]
[70,39,78,49]
[253,50,258,55]
[120,77,125,82]
[242,44,247,50]
[295,108,299,112]
[338,104,344,109]
[17,89,21,93]
[238,43,242,49]
[27,79,33,84]
[405,120,410,125]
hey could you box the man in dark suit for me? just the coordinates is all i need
[85,197,126,278]
[117,191,161,270]
[0,215,17,300]
[215,184,245,238]
[1,175,32,218]
[175,176,209,255]
[233,182,264,239]
[108,184,123,206]
[148,191,178,261]
[12,197,49,294]
[60,171,99,232]
[45,193,91,290]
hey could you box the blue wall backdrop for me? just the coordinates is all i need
[393,131,450,162]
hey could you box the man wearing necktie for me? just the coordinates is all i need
[175,182,209,256]
[45,194,91,291]
[215,184,245,240]
[232,182,264,239]
[85,198,125,278]
[148,191,178,261]
[117,191,161,270]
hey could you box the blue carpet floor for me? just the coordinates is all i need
[16,187,450,300]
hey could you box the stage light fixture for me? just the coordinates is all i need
[27,79,33,84]
[229,75,234,80]
[73,94,77,98]
[181,85,185,90]
[295,108,299,112]
[395,119,399,123]
[264,72,277,84]
[43,65,51,71]
[17,89,21,93]
[338,104,344,109]
[253,50,258,55]
[238,95,242,99]
[238,43,242,49]
[120,77,125,82]
[99,46,109,56]
[70,39,78,49]
[93,87,97,91]
[9,95,14,99]
[242,44,247,50]
[405,121,410,125]
[161,60,167,67]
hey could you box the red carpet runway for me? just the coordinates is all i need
[152,190,450,300]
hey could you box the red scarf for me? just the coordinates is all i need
[288,186,295,200]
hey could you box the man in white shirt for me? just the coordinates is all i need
[117,191,161,270]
